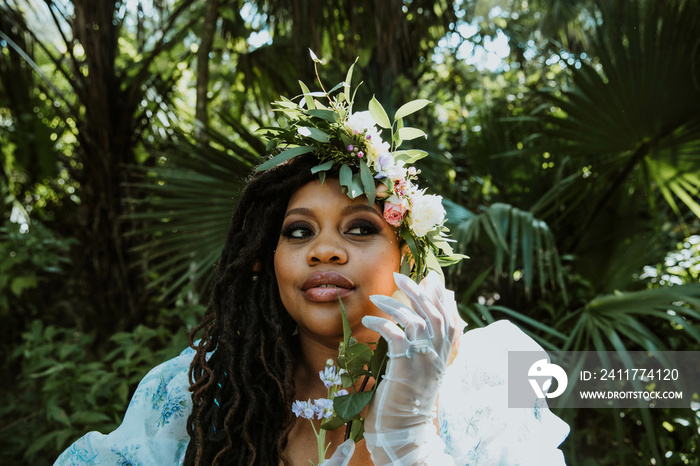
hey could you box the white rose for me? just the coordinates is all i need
[346,111,376,133]
[409,194,446,237]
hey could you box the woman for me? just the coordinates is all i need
[55,64,569,465]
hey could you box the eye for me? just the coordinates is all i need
[281,221,314,238]
[346,219,380,236]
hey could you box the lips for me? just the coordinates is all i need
[301,272,355,302]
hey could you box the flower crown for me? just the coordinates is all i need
[257,51,464,280]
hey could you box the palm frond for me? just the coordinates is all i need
[539,0,700,228]
[125,123,262,301]
[445,200,567,301]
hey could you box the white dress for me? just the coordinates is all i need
[54,320,569,465]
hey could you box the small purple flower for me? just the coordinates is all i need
[336,389,349,396]
[357,151,364,158]
[366,134,372,140]
[313,398,335,419]
[292,400,315,420]
[347,145,354,151]
[319,366,344,388]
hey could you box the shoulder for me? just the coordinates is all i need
[439,320,569,465]
[54,347,195,465]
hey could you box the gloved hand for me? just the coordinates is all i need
[361,271,460,465]
[321,439,355,466]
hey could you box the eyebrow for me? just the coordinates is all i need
[284,204,382,219]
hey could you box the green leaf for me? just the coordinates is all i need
[333,391,374,421]
[339,164,353,195]
[368,96,391,129]
[11,275,37,296]
[394,99,431,120]
[348,173,364,199]
[311,160,334,174]
[265,138,278,152]
[345,343,373,372]
[350,418,365,442]
[339,294,352,351]
[321,415,347,431]
[307,109,339,122]
[344,58,358,110]
[255,146,315,171]
[359,159,376,205]
[369,337,388,380]
[396,127,427,141]
[393,150,428,163]
[306,127,331,143]
[298,80,315,110]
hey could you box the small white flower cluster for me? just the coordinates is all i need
[292,360,348,421]
[345,110,446,238]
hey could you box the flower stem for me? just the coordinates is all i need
[344,374,371,441]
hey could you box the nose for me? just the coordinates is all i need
[307,231,348,265]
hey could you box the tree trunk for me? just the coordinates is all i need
[195,0,219,142]
[71,0,141,336]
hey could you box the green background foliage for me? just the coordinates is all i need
[1,0,699,464]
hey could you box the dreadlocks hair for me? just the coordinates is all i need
[184,155,344,466]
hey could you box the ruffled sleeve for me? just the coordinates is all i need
[438,320,569,465]
[54,347,194,466]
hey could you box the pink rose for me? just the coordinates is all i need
[383,195,409,227]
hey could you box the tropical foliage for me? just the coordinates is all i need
[1,0,698,464]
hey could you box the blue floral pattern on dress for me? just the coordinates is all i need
[157,386,188,427]
[111,445,143,466]
[55,322,569,465]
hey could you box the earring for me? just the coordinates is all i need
[252,274,259,281]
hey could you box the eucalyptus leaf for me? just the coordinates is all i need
[396,127,427,141]
[255,146,314,171]
[306,127,331,143]
[344,58,358,110]
[327,81,348,95]
[393,149,428,163]
[298,80,315,110]
[349,173,364,199]
[311,160,334,174]
[394,99,431,120]
[368,96,391,129]
[339,164,353,196]
[307,109,339,122]
[359,160,376,205]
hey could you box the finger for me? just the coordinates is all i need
[393,273,435,338]
[394,273,448,341]
[419,270,443,308]
[361,316,408,351]
[323,439,355,466]
[410,272,455,341]
[370,295,428,340]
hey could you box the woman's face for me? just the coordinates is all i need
[274,178,401,346]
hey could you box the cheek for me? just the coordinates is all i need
[273,246,294,301]
[369,241,402,291]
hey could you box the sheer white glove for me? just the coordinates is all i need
[361,271,459,465]
[321,439,355,466]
